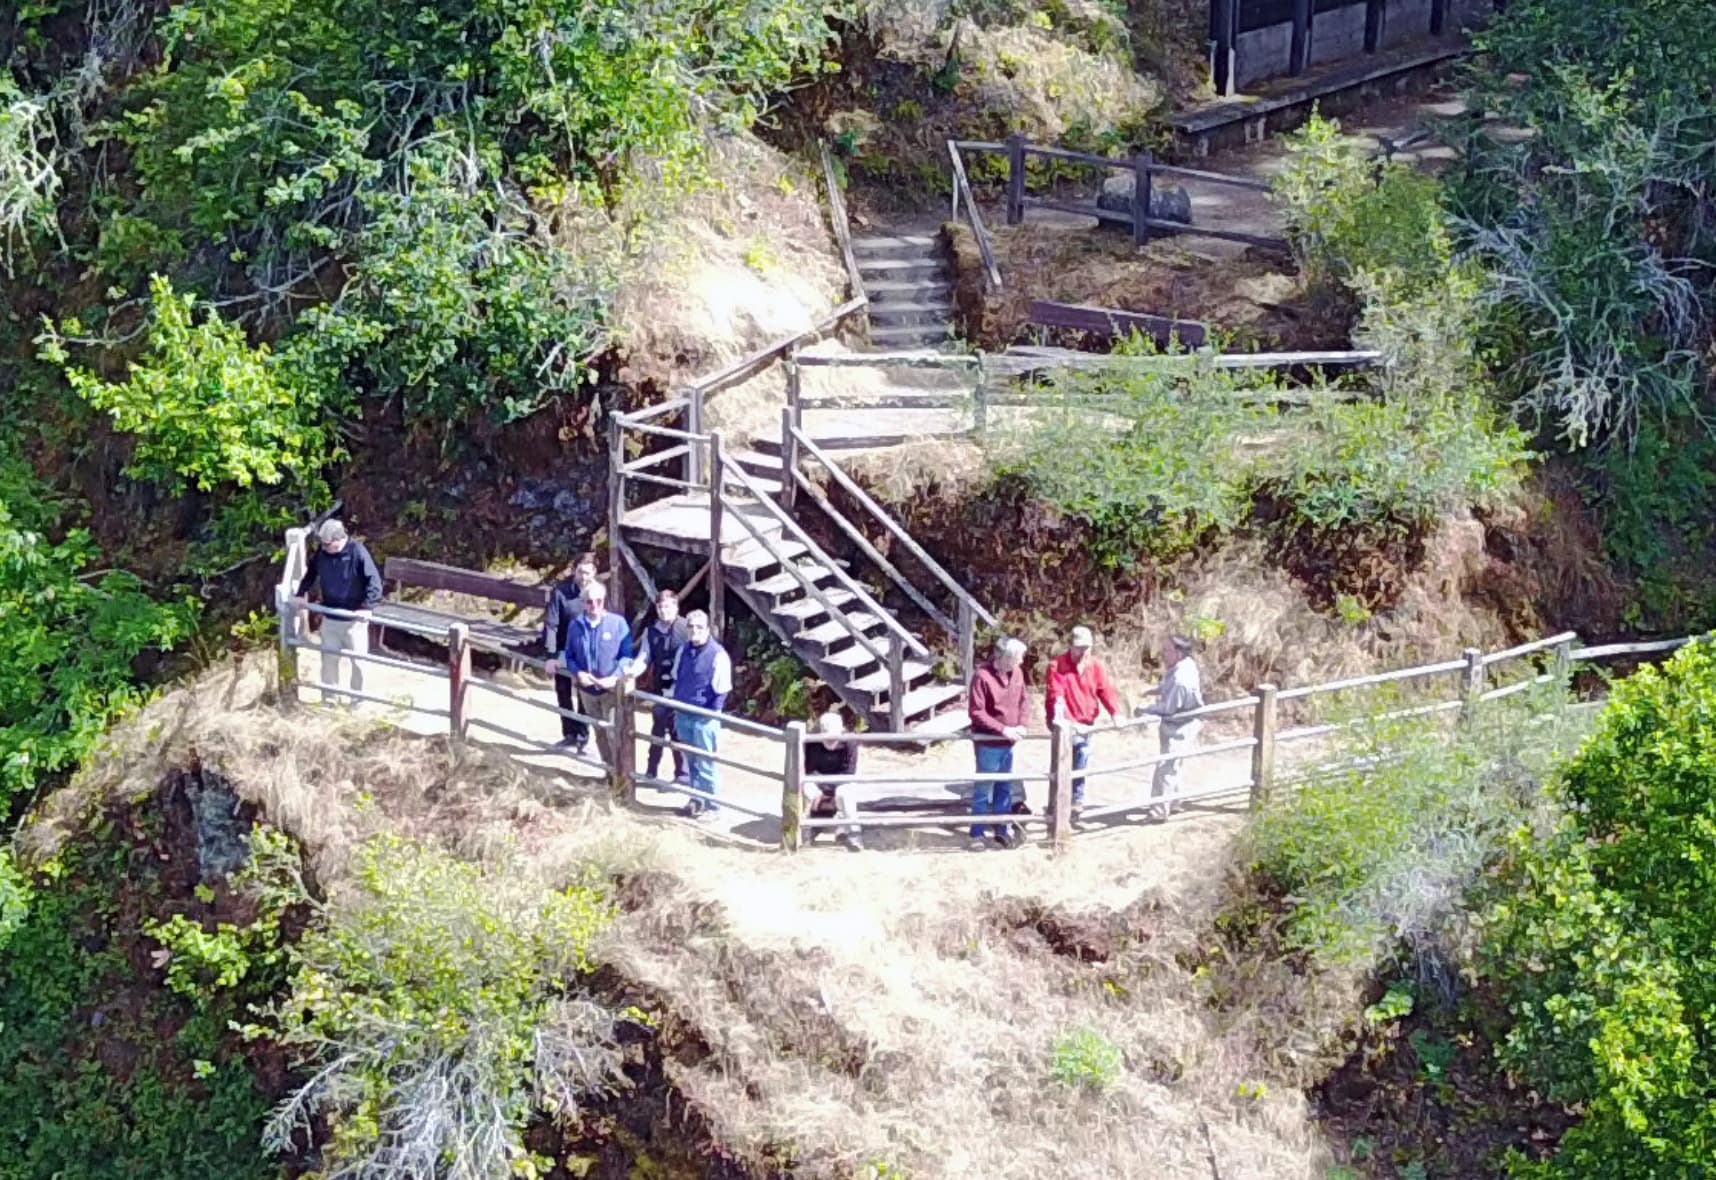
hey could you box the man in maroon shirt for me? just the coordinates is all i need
[1045,625,1124,819]
[968,637,1029,848]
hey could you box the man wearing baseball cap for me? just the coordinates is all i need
[1045,625,1124,821]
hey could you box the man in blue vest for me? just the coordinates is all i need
[671,609,732,818]
[552,579,632,767]
[626,587,690,784]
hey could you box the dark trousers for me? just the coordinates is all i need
[554,669,589,746]
[646,702,685,780]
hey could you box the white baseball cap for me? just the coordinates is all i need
[1070,625,1094,649]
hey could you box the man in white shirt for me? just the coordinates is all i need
[1134,633,1204,821]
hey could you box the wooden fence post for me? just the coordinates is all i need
[687,385,706,486]
[276,591,300,711]
[971,362,989,439]
[607,414,627,617]
[1553,635,1574,711]
[1249,683,1277,811]
[888,635,907,732]
[708,430,726,639]
[1132,150,1153,247]
[785,352,803,429]
[1048,720,1073,849]
[958,599,976,684]
[781,720,806,852]
[448,623,471,740]
[780,406,799,512]
[1460,647,1485,729]
[609,676,636,799]
[1005,133,1026,226]
[1290,0,1313,75]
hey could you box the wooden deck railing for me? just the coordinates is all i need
[947,134,1289,254]
[273,549,1709,854]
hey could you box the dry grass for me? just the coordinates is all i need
[605,133,846,393]
[22,655,1355,1179]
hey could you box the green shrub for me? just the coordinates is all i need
[1050,1027,1123,1092]
[42,275,332,494]
[0,454,197,821]
[0,814,294,1180]
[1480,641,1716,1179]
[1269,392,1528,535]
[988,349,1271,568]
[1248,686,1576,965]
[261,836,619,1179]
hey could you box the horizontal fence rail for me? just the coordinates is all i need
[273,556,1709,854]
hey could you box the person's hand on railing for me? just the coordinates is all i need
[575,670,597,689]
[1004,724,1027,741]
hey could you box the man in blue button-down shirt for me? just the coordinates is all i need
[551,579,632,765]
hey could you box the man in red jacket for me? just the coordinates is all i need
[1045,625,1124,820]
[967,637,1029,849]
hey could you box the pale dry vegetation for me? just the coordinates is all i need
[23,656,1368,1179]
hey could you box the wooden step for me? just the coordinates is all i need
[822,644,885,671]
[853,233,939,251]
[723,537,809,571]
[865,278,954,297]
[896,683,967,720]
[847,660,936,694]
[751,565,836,596]
[869,323,955,345]
[868,298,955,319]
[774,588,858,620]
[729,446,784,473]
[798,613,883,647]
[856,257,950,275]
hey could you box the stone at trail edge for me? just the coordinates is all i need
[1096,176,1193,231]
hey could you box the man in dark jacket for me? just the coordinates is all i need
[626,587,690,783]
[543,556,597,749]
[292,520,383,705]
[967,637,1029,848]
[671,610,732,819]
[554,579,632,765]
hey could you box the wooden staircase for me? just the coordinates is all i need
[620,463,974,731]
[853,232,957,351]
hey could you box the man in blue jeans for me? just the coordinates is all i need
[967,637,1029,849]
[671,610,732,819]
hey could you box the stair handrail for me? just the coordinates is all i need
[947,139,1003,291]
[790,424,999,642]
[716,455,930,660]
[820,141,869,316]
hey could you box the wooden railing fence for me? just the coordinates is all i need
[947,135,1289,253]
[274,540,1707,854]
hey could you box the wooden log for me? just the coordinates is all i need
[1049,720,1074,849]
[708,431,726,638]
[609,675,636,799]
[448,623,472,739]
[276,591,301,711]
[781,720,806,852]
[1460,647,1485,729]
[888,635,907,732]
[780,406,799,512]
[1249,683,1277,811]
[1132,150,1153,247]
[1006,133,1026,226]
[1027,300,1209,349]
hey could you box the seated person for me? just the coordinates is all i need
[803,710,863,851]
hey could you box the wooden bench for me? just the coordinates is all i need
[375,557,550,655]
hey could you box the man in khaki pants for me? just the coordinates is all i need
[293,520,384,705]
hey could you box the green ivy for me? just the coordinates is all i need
[1481,641,1716,1179]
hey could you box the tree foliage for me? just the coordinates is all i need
[0,455,195,821]
[42,275,332,493]
[1481,641,1716,1178]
